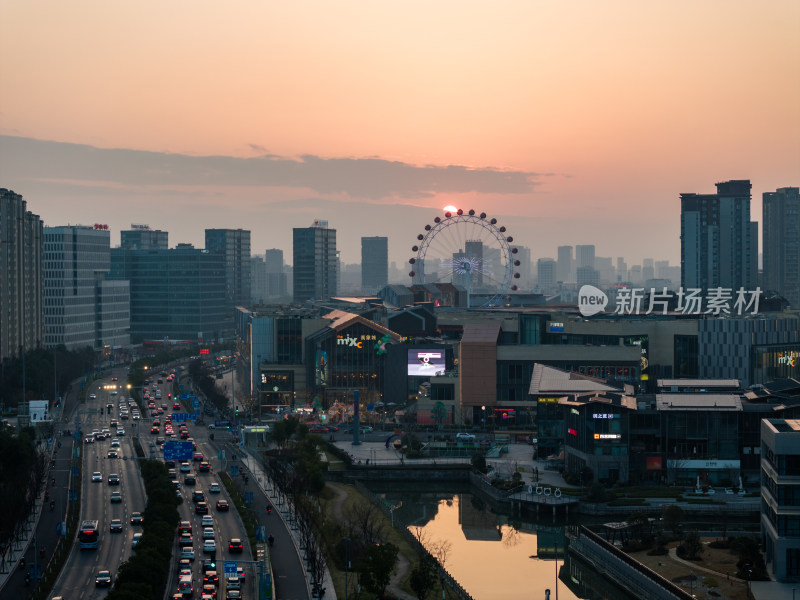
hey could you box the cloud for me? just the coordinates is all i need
[0,135,542,200]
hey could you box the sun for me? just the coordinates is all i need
[443,205,458,212]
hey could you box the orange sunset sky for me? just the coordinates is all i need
[1,1,798,268]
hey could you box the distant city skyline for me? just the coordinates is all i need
[1,2,797,269]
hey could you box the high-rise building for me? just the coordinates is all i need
[642,258,655,282]
[361,236,388,295]
[557,246,572,283]
[0,189,44,361]
[293,220,337,302]
[44,225,129,349]
[763,187,800,307]
[464,240,484,288]
[616,257,628,282]
[680,180,755,291]
[264,249,288,299]
[120,225,168,250]
[537,258,556,293]
[206,229,252,307]
[110,244,229,343]
[576,245,595,269]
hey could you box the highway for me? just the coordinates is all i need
[52,370,147,599]
[46,366,258,600]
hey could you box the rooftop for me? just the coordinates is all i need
[529,363,621,395]
[655,394,742,411]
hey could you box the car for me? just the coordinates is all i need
[201,584,218,598]
[228,538,243,553]
[201,515,214,527]
[309,425,330,433]
[226,575,241,590]
[226,590,242,600]
[195,501,209,515]
[193,452,204,462]
[203,571,219,586]
[201,560,217,574]
[109,518,123,533]
[180,462,191,473]
[178,558,192,572]
[92,472,102,482]
[110,491,122,503]
[203,539,216,554]
[198,461,211,473]
[192,490,205,503]
[180,546,195,561]
[110,438,120,447]
[184,474,196,486]
[116,427,125,435]
[107,449,119,459]
[215,499,229,511]
[179,533,193,547]
[95,569,112,587]
[208,482,221,494]
[202,527,215,540]
[108,473,120,485]
[179,520,192,534]
[84,436,94,444]
[132,532,143,548]
[130,511,143,525]
[456,432,476,442]
[236,566,246,580]
[150,426,159,434]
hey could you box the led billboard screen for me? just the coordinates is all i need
[407,349,445,376]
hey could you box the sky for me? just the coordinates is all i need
[1,1,798,270]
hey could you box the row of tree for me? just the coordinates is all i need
[106,460,180,600]
[0,427,47,547]
[0,346,97,407]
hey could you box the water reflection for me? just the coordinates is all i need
[408,494,576,600]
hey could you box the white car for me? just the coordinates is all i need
[208,482,221,494]
[180,547,195,561]
[201,515,214,527]
[226,576,241,590]
[92,472,103,482]
[202,539,216,554]
[180,462,191,473]
[455,432,476,442]
[202,527,215,540]
[131,532,143,548]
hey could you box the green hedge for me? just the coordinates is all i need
[220,472,258,557]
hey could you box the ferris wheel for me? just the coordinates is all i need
[408,209,520,307]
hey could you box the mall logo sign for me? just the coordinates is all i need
[578,285,608,316]
[578,285,762,317]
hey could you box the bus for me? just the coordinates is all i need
[78,520,100,549]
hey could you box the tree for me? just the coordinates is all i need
[677,530,703,561]
[471,452,488,474]
[358,543,399,599]
[662,504,684,535]
[410,554,438,600]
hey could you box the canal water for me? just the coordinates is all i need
[367,483,636,600]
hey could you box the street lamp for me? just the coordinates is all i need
[481,405,486,431]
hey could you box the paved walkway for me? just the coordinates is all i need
[667,545,745,583]
[235,446,321,600]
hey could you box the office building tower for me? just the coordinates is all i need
[680,180,755,291]
[120,225,168,250]
[763,187,800,307]
[596,256,614,284]
[642,258,655,282]
[616,257,628,282]
[361,236,388,295]
[264,249,288,299]
[655,260,670,279]
[0,189,44,361]
[576,266,599,287]
[557,246,572,283]
[251,256,268,304]
[576,245,595,269]
[110,244,229,343]
[537,258,556,293]
[206,229,252,307]
[44,225,129,350]
[293,220,337,302]
[464,241,484,288]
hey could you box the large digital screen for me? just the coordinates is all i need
[407,349,445,376]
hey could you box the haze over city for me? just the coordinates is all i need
[1,1,798,267]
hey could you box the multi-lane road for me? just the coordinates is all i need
[50,369,255,600]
